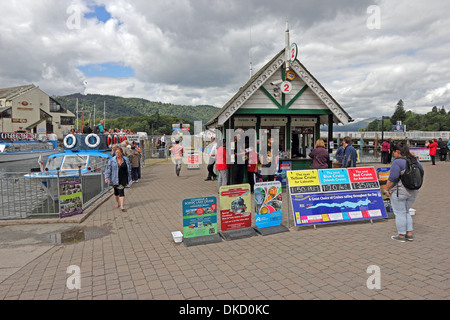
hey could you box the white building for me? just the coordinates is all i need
[0,84,75,139]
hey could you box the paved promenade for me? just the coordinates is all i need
[0,159,449,301]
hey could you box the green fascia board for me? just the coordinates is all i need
[234,108,332,115]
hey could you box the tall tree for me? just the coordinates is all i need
[391,99,406,124]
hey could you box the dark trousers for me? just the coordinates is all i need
[131,167,139,181]
[206,161,217,179]
[431,155,436,165]
[232,164,245,185]
[247,171,256,192]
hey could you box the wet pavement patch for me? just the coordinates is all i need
[47,224,112,244]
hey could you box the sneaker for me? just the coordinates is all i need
[391,235,406,242]
[405,235,414,241]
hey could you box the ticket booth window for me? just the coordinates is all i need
[291,126,314,158]
[260,126,285,153]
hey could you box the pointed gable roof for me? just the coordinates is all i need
[0,84,36,100]
[206,49,352,127]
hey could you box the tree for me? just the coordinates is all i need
[391,99,406,124]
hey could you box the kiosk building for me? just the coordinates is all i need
[206,29,353,179]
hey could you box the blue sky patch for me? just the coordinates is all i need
[78,63,135,78]
[84,5,111,23]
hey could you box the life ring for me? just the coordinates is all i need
[113,135,118,144]
[107,135,113,146]
[63,134,77,149]
[118,135,124,143]
[85,133,101,148]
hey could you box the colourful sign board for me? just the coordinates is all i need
[59,177,83,218]
[182,197,218,238]
[410,147,431,161]
[254,181,283,229]
[219,184,252,231]
[187,152,200,169]
[288,167,387,227]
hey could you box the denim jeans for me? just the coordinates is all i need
[390,192,417,235]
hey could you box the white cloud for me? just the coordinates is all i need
[0,0,449,120]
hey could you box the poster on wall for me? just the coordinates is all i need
[254,181,282,229]
[219,184,252,232]
[288,167,387,227]
[182,197,218,238]
[59,177,83,218]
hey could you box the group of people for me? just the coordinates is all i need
[200,135,278,193]
[70,120,135,136]
[104,139,142,212]
[425,138,450,165]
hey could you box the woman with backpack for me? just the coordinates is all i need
[384,143,424,242]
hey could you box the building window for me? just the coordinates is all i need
[60,116,75,125]
[1,108,12,118]
[49,98,66,113]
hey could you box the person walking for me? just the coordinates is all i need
[205,137,218,181]
[426,138,438,165]
[128,145,141,183]
[171,139,183,176]
[309,139,330,169]
[342,136,357,168]
[216,139,229,190]
[384,143,424,242]
[105,147,132,212]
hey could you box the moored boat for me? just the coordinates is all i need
[0,132,59,163]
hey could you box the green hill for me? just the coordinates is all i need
[53,93,220,132]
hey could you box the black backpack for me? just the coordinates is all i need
[400,157,424,190]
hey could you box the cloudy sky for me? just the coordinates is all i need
[1,0,449,121]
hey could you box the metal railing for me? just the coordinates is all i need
[0,167,110,220]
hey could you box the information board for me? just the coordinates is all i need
[254,181,282,229]
[182,197,218,238]
[59,177,83,218]
[410,147,431,161]
[187,152,200,169]
[219,184,252,231]
[288,167,387,227]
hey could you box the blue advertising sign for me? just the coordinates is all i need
[291,189,386,226]
[254,181,283,229]
[288,167,388,227]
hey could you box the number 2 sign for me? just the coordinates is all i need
[281,81,292,94]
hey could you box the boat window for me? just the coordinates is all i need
[46,156,64,170]
[0,144,8,153]
[61,155,88,170]
[88,156,109,171]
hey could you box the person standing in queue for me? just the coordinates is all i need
[105,147,132,212]
[216,139,229,191]
[309,139,330,169]
[342,136,357,168]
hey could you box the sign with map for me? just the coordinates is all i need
[288,167,387,227]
